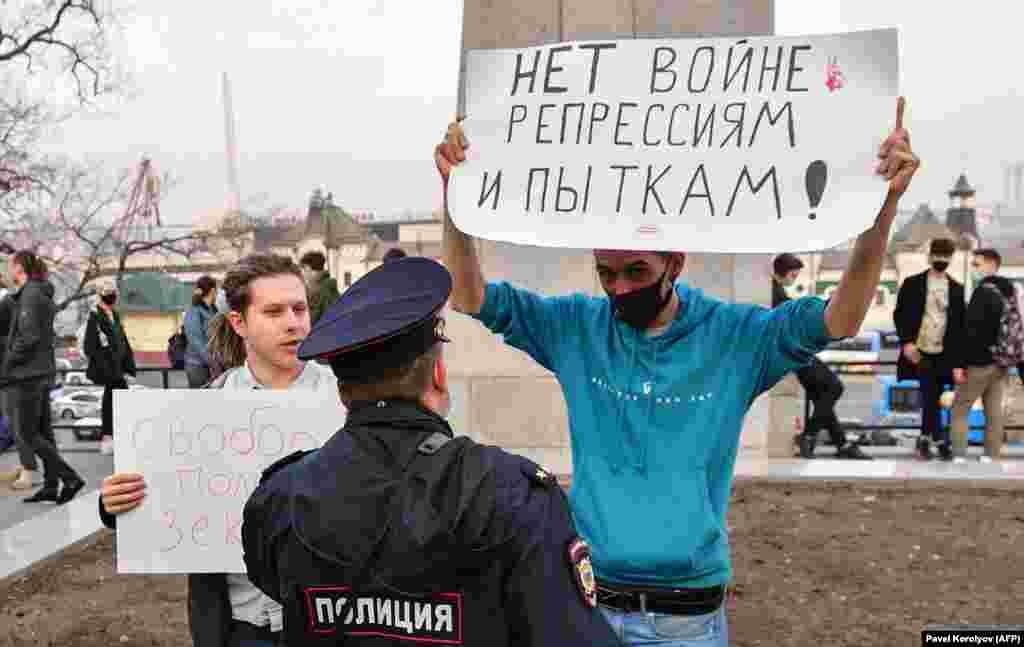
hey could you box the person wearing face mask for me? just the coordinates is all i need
[893,238,966,461]
[242,257,619,646]
[437,98,919,646]
[772,254,867,460]
[83,284,137,456]
[950,248,1019,464]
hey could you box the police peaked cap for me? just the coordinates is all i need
[297,256,452,381]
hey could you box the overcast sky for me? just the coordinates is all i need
[42,0,1024,226]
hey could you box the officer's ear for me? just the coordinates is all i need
[336,384,352,409]
[432,352,448,393]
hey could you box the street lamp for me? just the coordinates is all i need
[959,232,978,292]
[947,173,979,290]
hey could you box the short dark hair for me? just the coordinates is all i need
[338,343,441,404]
[773,253,804,276]
[192,275,218,306]
[974,248,1002,269]
[382,248,407,263]
[11,249,48,281]
[299,250,327,272]
[929,238,956,257]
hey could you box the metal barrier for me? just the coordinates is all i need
[48,366,182,436]
[36,362,1024,440]
[804,360,1024,434]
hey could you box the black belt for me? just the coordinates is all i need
[230,620,281,644]
[596,580,725,616]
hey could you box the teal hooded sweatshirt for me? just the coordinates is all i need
[472,280,833,589]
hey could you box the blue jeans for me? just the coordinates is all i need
[601,603,729,646]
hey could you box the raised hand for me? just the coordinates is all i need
[434,118,469,192]
[876,97,920,196]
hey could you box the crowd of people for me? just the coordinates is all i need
[896,241,1023,463]
[775,238,1021,466]
[6,98,924,646]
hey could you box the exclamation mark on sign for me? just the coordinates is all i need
[805,160,828,220]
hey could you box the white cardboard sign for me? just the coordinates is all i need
[449,29,899,252]
[113,390,345,574]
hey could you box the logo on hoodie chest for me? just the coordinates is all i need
[591,376,714,407]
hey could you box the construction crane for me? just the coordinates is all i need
[114,157,162,242]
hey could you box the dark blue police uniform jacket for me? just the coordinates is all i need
[242,399,618,646]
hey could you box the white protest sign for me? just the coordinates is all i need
[113,390,345,574]
[449,29,899,253]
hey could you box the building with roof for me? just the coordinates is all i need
[804,174,1024,335]
[114,273,193,365]
[84,189,443,362]
[253,190,441,290]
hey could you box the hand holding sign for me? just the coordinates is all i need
[447,30,901,252]
[876,97,919,197]
[101,472,147,515]
[114,389,344,573]
[435,119,469,203]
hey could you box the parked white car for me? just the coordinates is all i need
[63,371,96,388]
[52,391,102,420]
[71,417,103,441]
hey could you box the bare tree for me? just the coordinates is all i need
[1,159,211,311]
[1,0,123,203]
[0,0,119,99]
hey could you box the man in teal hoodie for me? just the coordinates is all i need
[435,98,919,646]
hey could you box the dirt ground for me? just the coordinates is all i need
[1,479,1022,647]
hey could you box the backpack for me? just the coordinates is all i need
[984,281,1024,368]
[167,327,188,368]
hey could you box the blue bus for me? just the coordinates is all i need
[817,331,882,373]
[873,375,1002,446]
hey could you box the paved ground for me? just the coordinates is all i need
[0,429,111,531]
[3,479,1022,647]
[3,356,1022,588]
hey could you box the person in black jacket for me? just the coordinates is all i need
[242,257,618,647]
[772,254,870,459]
[2,250,84,502]
[950,249,1015,463]
[0,292,23,473]
[893,238,967,460]
[83,285,137,456]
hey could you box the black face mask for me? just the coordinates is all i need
[932,260,950,273]
[101,294,117,306]
[610,269,673,330]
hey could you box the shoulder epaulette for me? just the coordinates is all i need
[259,449,314,485]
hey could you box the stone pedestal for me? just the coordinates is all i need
[451,0,780,471]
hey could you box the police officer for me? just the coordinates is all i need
[241,257,618,646]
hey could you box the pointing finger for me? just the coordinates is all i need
[895,96,905,131]
[434,145,452,177]
[446,122,466,161]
